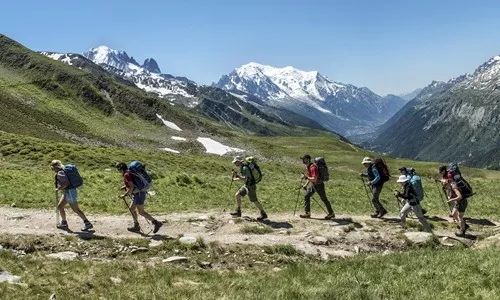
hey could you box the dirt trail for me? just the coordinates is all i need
[1,207,498,258]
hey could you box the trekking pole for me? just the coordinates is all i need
[55,190,60,227]
[293,177,304,216]
[360,177,372,202]
[434,179,451,214]
[120,195,149,235]
[311,196,328,214]
[394,194,402,211]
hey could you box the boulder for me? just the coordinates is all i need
[0,271,21,284]
[404,232,433,244]
[46,251,78,261]
[309,236,329,245]
[179,236,197,245]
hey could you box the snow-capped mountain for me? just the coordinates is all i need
[372,54,500,169]
[215,62,405,136]
[82,46,198,106]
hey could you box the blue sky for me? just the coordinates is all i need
[2,0,500,95]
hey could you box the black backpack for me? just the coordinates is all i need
[373,157,390,182]
[244,157,262,185]
[448,163,473,198]
[314,157,330,183]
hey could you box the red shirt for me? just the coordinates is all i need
[123,171,133,188]
[307,163,319,183]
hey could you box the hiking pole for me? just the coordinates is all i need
[120,195,149,235]
[293,178,305,216]
[394,194,402,211]
[311,196,328,214]
[434,179,451,214]
[55,190,60,227]
[360,177,372,202]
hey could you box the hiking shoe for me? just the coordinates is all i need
[57,220,68,229]
[127,223,141,232]
[153,220,163,234]
[421,208,427,215]
[370,212,380,218]
[299,213,311,219]
[82,221,93,231]
[377,209,388,218]
[324,213,335,220]
[456,223,470,231]
[230,210,242,218]
[257,212,268,221]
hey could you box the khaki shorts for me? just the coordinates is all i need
[237,185,258,202]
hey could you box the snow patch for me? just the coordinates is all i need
[196,137,244,156]
[171,136,187,141]
[156,114,182,131]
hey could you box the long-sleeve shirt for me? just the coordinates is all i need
[370,166,381,185]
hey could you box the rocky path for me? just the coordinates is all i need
[2,207,499,259]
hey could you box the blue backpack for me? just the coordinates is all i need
[407,170,424,202]
[128,161,152,192]
[63,164,83,189]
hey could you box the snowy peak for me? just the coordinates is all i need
[142,58,161,74]
[83,45,139,70]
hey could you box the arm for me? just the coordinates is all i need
[370,167,380,185]
[306,164,318,184]
[448,185,463,203]
[121,174,135,198]
[55,172,69,190]
[233,167,247,181]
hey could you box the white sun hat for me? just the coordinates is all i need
[397,175,409,183]
[361,157,372,164]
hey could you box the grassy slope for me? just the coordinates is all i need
[1,246,498,299]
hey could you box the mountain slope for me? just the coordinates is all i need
[215,62,406,136]
[372,56,500,169]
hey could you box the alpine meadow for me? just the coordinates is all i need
[1,2,500,299]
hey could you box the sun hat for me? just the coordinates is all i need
[232,156,244,164]
[361,157,372,164]
[397,175,409,183]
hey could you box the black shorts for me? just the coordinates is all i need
[453,198,468,213]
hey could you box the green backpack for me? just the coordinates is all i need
[244,156,262,184]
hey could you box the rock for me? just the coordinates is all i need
[404,232,434,244]
[0,271,21,284]
[474,233,500,250]
[439,237,461,247]
[149,240,163,248]
[310,236,329,245]
[163,256,188,263]
[179,236,197,245]
[279,229,289,235]
[188,215,209,222]
[49,293,57,300]
[46,251,78,261]
[110,277,123,284]
[243,237,249,241]
[329,250,355,258]
[130,247,149,254]
[198,261,212,269]
[11,203,16,208]
[272,267,282,272]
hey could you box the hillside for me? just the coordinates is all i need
[372,57,500,169]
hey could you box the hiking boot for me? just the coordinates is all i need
[82,221,93,231]
[456,223,470,231]
[152,220,163,234]
[57,220,68,229]
[377,209,388,218]
[324,213,335,220]
[421,208,427,215]
[299,213,311,219]
[230,210,241,218]
[257,212,268,221]
[370,212,380,218]
[127,223,141,233]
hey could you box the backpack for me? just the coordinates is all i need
[63,164,83,189]
[447,163,473,198]
[128,160,152,192]
[314,157,330,183]
[373,157,390,183]
[409,174,424,202]
[244,156,262,184]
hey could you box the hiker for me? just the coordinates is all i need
[441,171,470,237]
[360,157,388,218]
[299,154,335,219]
[398,167,427,215]
[230,156,268,220]
[50,160,93,231]
[115,162,163,233]
[439,165,455,215]
[394,175,432,232]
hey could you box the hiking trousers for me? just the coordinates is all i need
[400,202,432,232]
[371,184,386,213]
[304,182,334,214]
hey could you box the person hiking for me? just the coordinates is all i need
[394,175,432,232]
[115,162,163,234]
[229,156,268,221]
[360,157,388,218]
[442,176,470,237]
[398,167,427,215]
[50,160,93,231]
[299,154,335,220]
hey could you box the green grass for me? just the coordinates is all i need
[1,246,498,299]
[240,224,274,234]
[1,132,499,220]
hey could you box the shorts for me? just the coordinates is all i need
[237,185,258,202]
[64,188,78,204]
[133,192,147,205]
[453,198,468,213]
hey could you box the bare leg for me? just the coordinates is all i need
[234,193,242,211]
[129,203,139,224]
[136,205,156,222]
[69,203,88,221]
[57,196,67,222]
